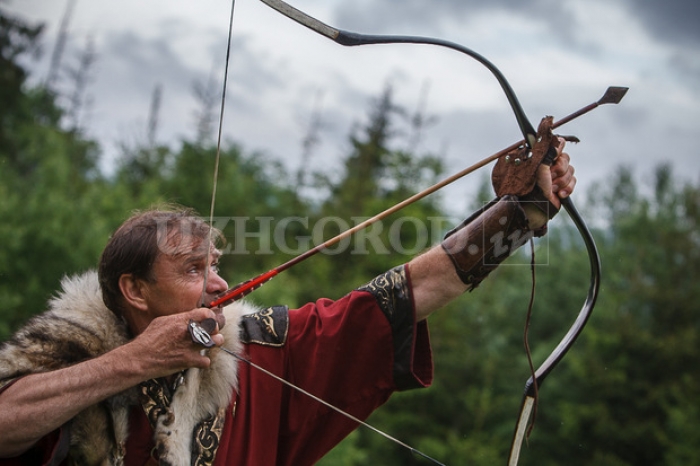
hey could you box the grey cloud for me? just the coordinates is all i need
[103,31,192,90]
[625,0,700,81]
[331,0,573,35]
[628,0,700,46]
[325,0,700,90]
[331,0,700,49]
[96,27,289,141]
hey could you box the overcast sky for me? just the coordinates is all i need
[5,0,700,217]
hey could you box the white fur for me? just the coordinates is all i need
[0,271,254,465]
[156,303,255,465]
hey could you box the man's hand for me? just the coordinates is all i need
[410,137,578,322]
[537,137,577,209]
[129,308,226,379]
[0,307,225,457]
[525,137,577,228]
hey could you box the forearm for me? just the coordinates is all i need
[0,307,223,458]
[409,124,576,321]
[409,246,469,321]
[409,196,544,321]
[0,344,150,457]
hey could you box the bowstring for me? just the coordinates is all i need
[201,0,237,305]
[196,4,444,463]
[524,238,539,439]
[219,347,446,465]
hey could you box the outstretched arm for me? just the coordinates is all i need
[409,140,576,321]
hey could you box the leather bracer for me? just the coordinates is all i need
[441,195,541,289]
[442,117,573,289]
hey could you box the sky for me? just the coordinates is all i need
[5,0,700,217]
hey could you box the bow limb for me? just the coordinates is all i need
[259,0,538,148]
[507,196,601,465]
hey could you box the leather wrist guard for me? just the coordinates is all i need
[441,195,541,288]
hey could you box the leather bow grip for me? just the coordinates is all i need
[491,116,560,198]
[491,116,579,220]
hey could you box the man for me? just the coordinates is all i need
[0,140,576,465]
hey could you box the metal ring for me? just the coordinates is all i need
[188,320,215,348]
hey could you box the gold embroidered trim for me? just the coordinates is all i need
[240,306,289,347]
[191,407,226,466]
[357,266,409,318]
[139,377,226,466]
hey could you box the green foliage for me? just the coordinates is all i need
[0,7,43,153]
[309,84,446,303]
[0,10,113,334]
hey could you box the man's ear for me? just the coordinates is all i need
[118,274,149,312]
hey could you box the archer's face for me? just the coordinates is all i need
[140,235,229,329]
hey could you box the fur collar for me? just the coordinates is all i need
[0,271,255,466]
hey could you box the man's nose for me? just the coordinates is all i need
[207,270,229,294]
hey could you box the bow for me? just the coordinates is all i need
[200,1,628,463]
[507,88,626,465]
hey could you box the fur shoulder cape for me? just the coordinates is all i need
[0,271,256,466]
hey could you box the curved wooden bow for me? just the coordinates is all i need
[201,1,628,463]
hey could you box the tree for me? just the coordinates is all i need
[305,83,445,305]
[0,7,44,165]
[0,9,114,337]
[315,84,453,465]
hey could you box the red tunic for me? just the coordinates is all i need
[1,271,433,465]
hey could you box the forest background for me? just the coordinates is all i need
[1,7,699,465]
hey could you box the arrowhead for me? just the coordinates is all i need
[598,86,629,105]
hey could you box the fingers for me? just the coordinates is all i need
[133,309,226,377]
[535,164,560,211]
[551,154,576,198]
[184,308,225,347]
[549,138,577,199]
[187,307,220,328]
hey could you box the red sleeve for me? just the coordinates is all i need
[0,379,70,466]
[215,265,433,466]
[279,265,433,464]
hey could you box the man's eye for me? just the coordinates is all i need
[187,265,203,275]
